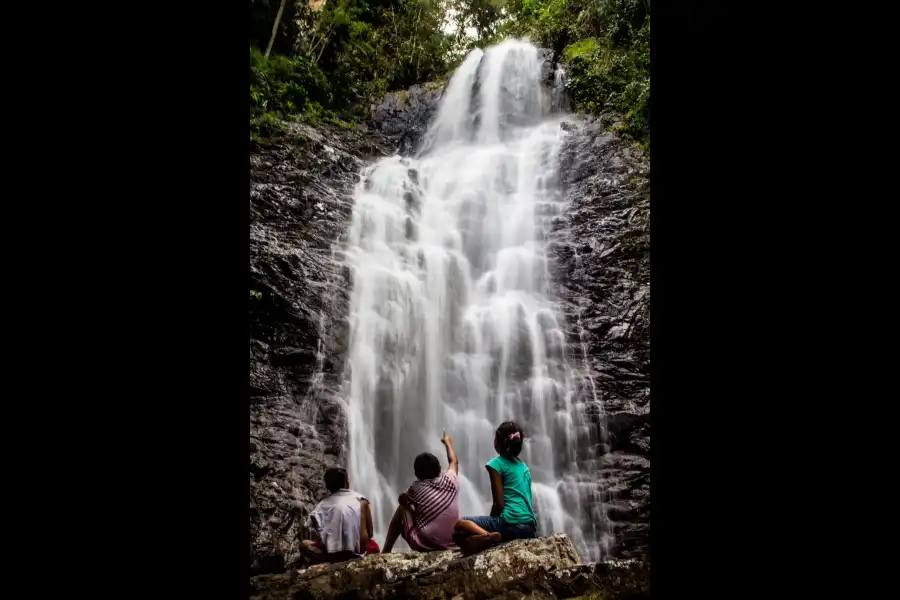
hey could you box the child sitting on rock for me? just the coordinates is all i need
[382,431,460,553]
[453,421,537,555]
[300,467,380,564]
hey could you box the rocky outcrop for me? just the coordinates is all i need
[368,82,445,155]
[537,48,556,83]
[549,115,650,557]
[249,535,649,600]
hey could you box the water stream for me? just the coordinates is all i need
[341,40,610,561]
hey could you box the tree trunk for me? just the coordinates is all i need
[264,0,288,57]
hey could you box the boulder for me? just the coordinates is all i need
[368,82,445,155]
[536,560,650,600]
[248,534,648,600]
[537,47,556,84]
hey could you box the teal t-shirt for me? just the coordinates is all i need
[486,455,536,525]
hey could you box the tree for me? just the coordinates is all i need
[265,0,289,56]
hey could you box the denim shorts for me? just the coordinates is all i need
[461,515,537,541]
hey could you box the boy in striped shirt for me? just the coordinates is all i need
[382,431,460,552]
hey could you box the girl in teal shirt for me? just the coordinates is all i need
[453,421,537,554]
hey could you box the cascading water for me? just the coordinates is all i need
[341,39,610,561]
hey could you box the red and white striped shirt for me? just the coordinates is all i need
[404,469,460,550]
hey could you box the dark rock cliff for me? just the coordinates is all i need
[249,87,442,573]
[550,115,650,557]
[368,82,445,155]
[249,121,401,574]
[249,87,649,573]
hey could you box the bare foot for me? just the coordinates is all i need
[458,532,502,556]
[300,545,325,562]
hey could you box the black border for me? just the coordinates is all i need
[98,2,248,596]
[652,2,815,594]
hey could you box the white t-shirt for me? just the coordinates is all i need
[308,489,367,554]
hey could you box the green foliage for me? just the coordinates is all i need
[296,0,454,110]
[564,17,649,147]
[249,43,359,140]
[251,111,286,143]
[250,46,335,138]
[249,1,455,131]
[248,0,649,147]
[448,0,510,47]
[250,47,330,112]
[562,37,600,62]
[250,289,263,300]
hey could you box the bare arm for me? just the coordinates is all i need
[308,515,322,542]
[359,499,373,547]
[487,466,504,517]
[441,430,459,474]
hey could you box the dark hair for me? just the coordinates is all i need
[495,421,524,458]
[324,467,348,493]
[413,452,442,480]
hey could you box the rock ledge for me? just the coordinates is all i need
[249,534,648,600]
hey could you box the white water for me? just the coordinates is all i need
[342,40,609,560]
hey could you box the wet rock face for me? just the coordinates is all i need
[249,534,648,600]
[249,122,399,574]
[537,47,556,83]
[549,116,650,557]
[250,91,443,573]
[368,82,445,155]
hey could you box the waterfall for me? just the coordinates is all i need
[551,65,570,113]
[342,39,610,561]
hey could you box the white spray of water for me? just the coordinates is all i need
[342,40,609,560]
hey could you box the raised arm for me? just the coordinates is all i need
[441,430,459,474]
[486,466,504,517]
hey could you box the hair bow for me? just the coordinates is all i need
[509,432,521,440]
